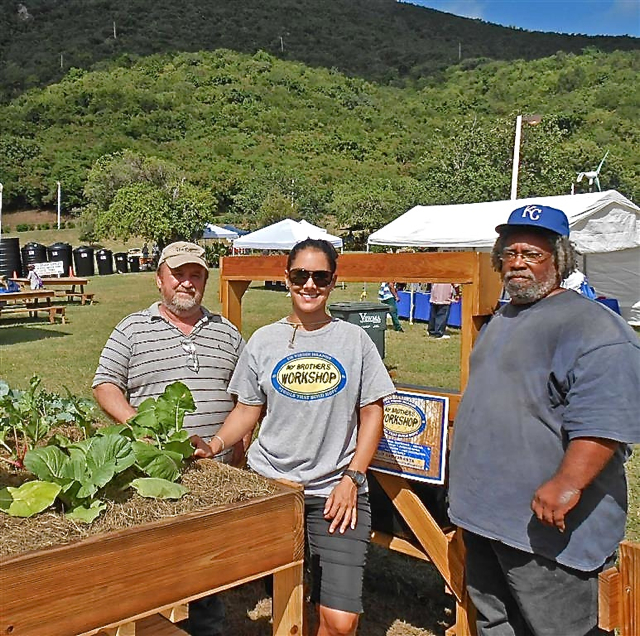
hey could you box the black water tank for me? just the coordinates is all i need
[47,242,72,277]
[128,253,140,273]
[114,252,128,273]
[0,237,22,278]
[73,246,95,277]
[21,242,47,276]
[96,249,114,275]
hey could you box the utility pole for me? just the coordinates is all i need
[56,181,61,230]
[60,53,64,70]
[280,36,284,52]
[458,42,462,61]
[113,21,117,39]
[0,183,3,241]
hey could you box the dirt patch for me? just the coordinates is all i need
[3,209,68,225]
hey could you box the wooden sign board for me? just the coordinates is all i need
[371,388,449,484]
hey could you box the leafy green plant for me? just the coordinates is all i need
[0,377,96,469]
[0,380,196,522]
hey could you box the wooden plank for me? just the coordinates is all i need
[598,567,621,631]
[372,472,465,602]
[221,252,483,284]
[371,530,430,562]
[159,605,189,624]
[135,614,189,636]
[620,540,640,636]
[1,485,304,636]
[221,280,250,331]
[272,562,304,636]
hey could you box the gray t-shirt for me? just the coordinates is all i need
[228,318,395,497]
[93,302,245,445]
[449,291,640,571]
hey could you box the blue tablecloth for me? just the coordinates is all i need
[397,291,461,328]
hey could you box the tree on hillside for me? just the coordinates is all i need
[83,151,215,246]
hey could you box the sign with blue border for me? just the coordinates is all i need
[370,389,449,484]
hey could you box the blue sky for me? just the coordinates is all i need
[400,1,640,37]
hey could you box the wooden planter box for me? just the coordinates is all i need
[0,480,305,636]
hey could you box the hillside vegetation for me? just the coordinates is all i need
[2,0,638,102]
[0,46,637,239]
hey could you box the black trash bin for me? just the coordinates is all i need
[48,242,72,277]
[73,246,95,277]
[328,302,389,359]
[114,252,128,273]
[127,254,140,273]
[96,249,114,275]
[20,242,47,276]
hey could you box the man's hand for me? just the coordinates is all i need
[190,435,214,459]
[323,477,358,534]
[531,437,618,532]
[531,476,581,532]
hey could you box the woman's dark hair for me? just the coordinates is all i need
[287,238,339,273]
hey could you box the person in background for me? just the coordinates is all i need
[197,238,394,636]
[93,241,246,636]
[427,283,458,339]
[26,264,44,290]
[449,204,640,636]
[379,281,404,332]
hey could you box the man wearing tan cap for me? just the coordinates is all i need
[93,241,245,635]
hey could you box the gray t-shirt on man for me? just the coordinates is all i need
[449,291,640,571]
[228,318,395,497]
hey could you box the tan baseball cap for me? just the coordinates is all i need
[158,242,207,269]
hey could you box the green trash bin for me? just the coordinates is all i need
[328,302,389,359]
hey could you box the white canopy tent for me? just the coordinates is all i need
[202,224,239,240]
[368,191,640,324]
[233,218,343,250]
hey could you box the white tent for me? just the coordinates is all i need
[202,224,239,240]
[368,191,640,324]
[233,218,343,250]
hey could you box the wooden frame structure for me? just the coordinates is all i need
[220,250,503,635]
[0,480,304,636]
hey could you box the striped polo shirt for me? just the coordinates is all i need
[93,302,245,447]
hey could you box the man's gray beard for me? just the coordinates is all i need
[504,273,557,305]
[163,293,200,315]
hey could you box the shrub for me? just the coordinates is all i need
[16,223,29,232]
[67,221,76,229]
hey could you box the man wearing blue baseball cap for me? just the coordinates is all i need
[449,204,640,635]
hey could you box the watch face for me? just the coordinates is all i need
[346,470,366,487]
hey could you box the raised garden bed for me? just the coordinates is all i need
[0,466,304,636]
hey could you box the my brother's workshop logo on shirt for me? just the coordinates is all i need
[272,352,347,401]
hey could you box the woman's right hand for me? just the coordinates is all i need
[323,477,358,534]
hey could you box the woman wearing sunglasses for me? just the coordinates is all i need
[199,238,394,636]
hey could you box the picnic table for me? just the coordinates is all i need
[12,276,94,305]
[0,289,66,323]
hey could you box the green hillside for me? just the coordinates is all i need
[1,47,637,235]
[2,0,638,102]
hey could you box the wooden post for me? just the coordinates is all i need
[219,251,501,636]
[272,562,305,636]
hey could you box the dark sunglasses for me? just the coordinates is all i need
[288,268,334,287]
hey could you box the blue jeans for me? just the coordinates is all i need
[428,303,450,337]
[464,531,611,636]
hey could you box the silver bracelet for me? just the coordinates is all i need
[213,434,225,452]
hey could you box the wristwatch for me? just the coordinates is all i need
[343,469,366,487]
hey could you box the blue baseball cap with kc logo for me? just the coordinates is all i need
[496,204,570,236]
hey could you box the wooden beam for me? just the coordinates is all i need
[620,540,640,636]
[221,280,250,331]
[135,614,189,635]
[371,530,430,562]
[372,471,465,603]
[599,567,621,631]
[272,561,305,636]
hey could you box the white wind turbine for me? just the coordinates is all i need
[577,151,609,192]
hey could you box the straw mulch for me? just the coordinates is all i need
[0,459,278,559]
